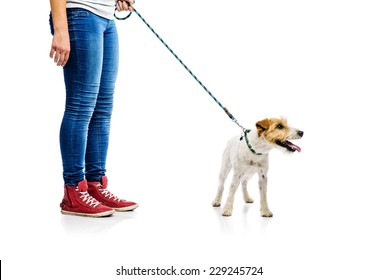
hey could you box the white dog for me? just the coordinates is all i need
[212,118,303,217]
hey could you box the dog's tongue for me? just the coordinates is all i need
[286,141,301,152]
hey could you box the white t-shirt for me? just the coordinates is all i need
[66,0,115,20]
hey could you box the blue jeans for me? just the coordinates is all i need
[51,9,119,186]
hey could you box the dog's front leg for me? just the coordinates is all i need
[242,180,254,203]
[258,172,273,217]
[222,174,241,216]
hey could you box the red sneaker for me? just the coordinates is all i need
[87,176,138,211]
[60,180,115,217]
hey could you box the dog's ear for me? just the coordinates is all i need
[256,119,271,136]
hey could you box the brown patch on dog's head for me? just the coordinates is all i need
[256,118,289,139]
[256,118,303,152]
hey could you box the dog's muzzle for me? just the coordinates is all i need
[276,130,304,152]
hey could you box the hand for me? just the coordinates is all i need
[116,0,134,13]
[50,30,70,67]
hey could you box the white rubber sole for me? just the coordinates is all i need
[114,203,139,212]
[61,209,115,217]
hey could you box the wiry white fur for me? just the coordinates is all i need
[212,120,302,217]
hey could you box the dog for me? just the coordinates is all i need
[212,117,303,217]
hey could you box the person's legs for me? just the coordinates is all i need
[60,9,108,186]
[58,9,116,216]
[58,10,137,213]
[85,19,119,182]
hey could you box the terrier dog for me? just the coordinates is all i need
[212,118,303,217]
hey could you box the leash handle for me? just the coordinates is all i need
[114,10,132,20]
[114,0,133,20]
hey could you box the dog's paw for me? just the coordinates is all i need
[212,200,221,207]
[222,208,233,216]
[244,197,254,204]
[261,210,273,217]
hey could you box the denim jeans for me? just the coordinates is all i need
[51,9,119,186]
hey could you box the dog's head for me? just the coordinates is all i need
[256,118,303,153]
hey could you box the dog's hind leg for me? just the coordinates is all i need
[222,173,241,216]
[212,153,232,207]
[242,180,254,204]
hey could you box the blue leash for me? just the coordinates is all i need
[115,4,263,155]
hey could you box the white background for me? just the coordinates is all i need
[1,0,377,279]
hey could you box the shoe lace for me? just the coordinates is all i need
[78,191,100,208]
[100,188,121,202]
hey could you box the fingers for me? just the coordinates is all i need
[126,0,134,12]
[116,2,122,12]
[116,0,134,12]
[116,2,128,12]
[50,33,70,67]
[56,51,70,67]
[50,45,70,67]
[49,47,55,59]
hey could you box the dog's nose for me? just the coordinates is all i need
[298,131,304,137]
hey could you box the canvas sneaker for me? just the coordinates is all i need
[60,179,115,217]
[87,176,138,211]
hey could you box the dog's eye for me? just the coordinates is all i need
[276,124,284,129]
